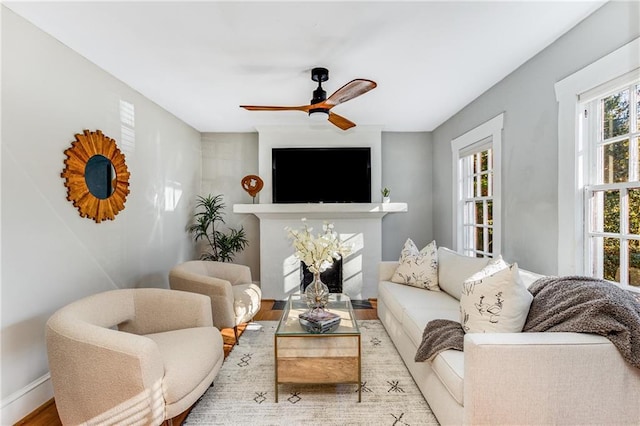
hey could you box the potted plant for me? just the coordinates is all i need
[188,194,249,262]
[381,187,391,203]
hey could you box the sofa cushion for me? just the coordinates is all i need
[438,247,491,300]
[459,262,533,333]
[391,239,440,291]
[402,303,460,348]
[431,350,465,405]
[147,327,223,406]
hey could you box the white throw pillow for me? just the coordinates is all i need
[437,247,491,300]
[459,262,533,333]
[461,256,509,296]
[390,239,440,291]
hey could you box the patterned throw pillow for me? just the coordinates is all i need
[390,239,440,291]
[459,261,533,333]
[461,256,509,297]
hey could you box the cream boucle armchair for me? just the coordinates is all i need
[169,260,262,344]
[46,288,224,426]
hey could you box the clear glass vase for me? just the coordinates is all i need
[304,272,330,310]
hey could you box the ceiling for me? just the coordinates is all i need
[4,1,606,133]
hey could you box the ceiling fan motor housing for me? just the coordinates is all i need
[311,67,329,83]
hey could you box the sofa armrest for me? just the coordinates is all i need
[463,332,640,425]
[379,261,399,281]
[46,317,165,425]
[169,269,236,329]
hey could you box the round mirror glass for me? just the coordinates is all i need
[85,155,116,199]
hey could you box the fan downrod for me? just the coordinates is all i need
[310,67,329,105]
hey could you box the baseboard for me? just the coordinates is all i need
[1,373,53,425]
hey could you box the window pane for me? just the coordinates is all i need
[603,190,620,233]
[601,139,629,183]
[480,173,489,196]
[463,225,474,250]
[630,188,640,235]
[591,190,604,233]
[487,200,493,226]
[475,226,483,251]
[602,89,629,139]
[480,150,489,172]
[473,174,479,197]
[463,201,474,225]
[637,138,640,180]
[636,84,640,132]
[630,239,640,287]
[475,201,483,224]
[603,237,619,281]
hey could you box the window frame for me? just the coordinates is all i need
[555,37,640,277]
[451,113,503,257]
[582,77,640,288]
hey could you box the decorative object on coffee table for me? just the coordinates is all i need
[298,308,341,333]
[241,174,263,203]
[285,219,351,309]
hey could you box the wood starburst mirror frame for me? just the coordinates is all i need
[61,129,130,223]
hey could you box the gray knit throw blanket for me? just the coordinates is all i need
[415,276,640,369]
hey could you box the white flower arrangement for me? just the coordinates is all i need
[285,219,352,274]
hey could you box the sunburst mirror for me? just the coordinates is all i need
[61,129,130,223]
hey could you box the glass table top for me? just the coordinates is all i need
[275,293,360,336]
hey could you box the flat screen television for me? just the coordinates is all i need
[272,147,371,203]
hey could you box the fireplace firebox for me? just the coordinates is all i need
[300,258,343,293]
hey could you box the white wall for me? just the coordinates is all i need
[200,132,260,276]
[0,8,202,423]
[431,0,639,275]
[201,130,433,279]
[381,132,433,260]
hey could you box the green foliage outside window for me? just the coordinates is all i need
[600,90,640,286]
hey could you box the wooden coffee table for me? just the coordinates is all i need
[274,293,361,402]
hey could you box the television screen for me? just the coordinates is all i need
[272,147,371,203]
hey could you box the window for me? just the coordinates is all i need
[555,37,639,279]
[452,114,503,257]
[582,78,640,287]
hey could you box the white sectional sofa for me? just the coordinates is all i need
[377,247,640,425]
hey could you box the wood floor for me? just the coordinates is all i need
[17,299,378,426]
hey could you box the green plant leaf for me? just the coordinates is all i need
[188,194,249,262]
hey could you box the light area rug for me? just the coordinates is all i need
[184,320,439,426]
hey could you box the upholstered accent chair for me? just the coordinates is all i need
[46,288,224,426]
[169,260,262,344]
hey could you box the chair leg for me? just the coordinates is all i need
[233,325,239,345]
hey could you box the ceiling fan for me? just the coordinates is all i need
[240,67,377,130]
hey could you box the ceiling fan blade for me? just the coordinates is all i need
[328,112,356,130]
[240,105,310,112]
[325,79,377,107]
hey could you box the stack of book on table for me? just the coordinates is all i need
[298,309,341,333]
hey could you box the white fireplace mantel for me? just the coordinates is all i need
[233,202,408,219]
